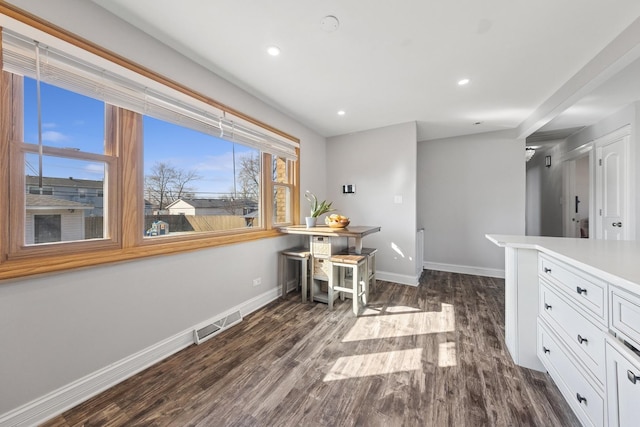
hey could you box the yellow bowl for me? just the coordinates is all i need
[326,219,350,228]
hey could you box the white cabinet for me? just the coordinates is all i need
[538,321,605,427]
[486,234,640,427]
[539,254,607,324]
[537,253,640,427]
[605,337,640,427]
[538,254,606,427]
[539,281,606,386]
[609,285,640,347]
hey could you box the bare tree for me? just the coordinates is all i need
[236,152,260,201]
[145,162,201,211]
[168,168,201,202]
[221,152,261,215]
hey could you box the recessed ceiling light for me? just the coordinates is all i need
[321,15,340,32]
[337,110,346,116]
[458,78,471,86]
[267,46,281,56]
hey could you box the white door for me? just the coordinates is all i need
[595,126,630,240]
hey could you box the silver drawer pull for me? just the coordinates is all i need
[577,335,588,345]
[576,393,587,404]
[576,286,587,295]
[628,370,640,384]
[543,346,550,354]
[544,303,552,310]
[544,267,552,273]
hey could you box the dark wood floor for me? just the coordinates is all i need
[42,270,579,427]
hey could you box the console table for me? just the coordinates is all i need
[280,225,381,304]
[279,225,381,254]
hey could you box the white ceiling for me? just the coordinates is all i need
[91,0,640,142]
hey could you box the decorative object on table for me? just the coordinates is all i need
[325,213,350,228]
[304,190,335,228]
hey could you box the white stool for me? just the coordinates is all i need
[279,247,310,302]
[328,252,368,316]
[359,247,377,294]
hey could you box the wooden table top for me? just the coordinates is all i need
[279,225,381,238]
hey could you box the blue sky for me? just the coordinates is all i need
[23,77,255,197]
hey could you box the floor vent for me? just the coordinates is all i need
[193,310,243,345]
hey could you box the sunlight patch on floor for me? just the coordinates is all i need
[342,303,455,342]
[438,341,457,367]
[323,348,423,382]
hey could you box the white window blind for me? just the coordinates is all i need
[1,29,299,160]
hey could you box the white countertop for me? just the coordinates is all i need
[486,234,640,292]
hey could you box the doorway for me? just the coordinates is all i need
[561,125,632,240]
[563,150,592,238]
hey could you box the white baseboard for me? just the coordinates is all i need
[376,270,419,287]
[423,261,505,279]
[0,287,281,427]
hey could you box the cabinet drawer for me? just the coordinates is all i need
[539,254,607,323]
[540,282,606,386]
[610,286,640,350]
[313,257,331,280]
[538,320,604,427]
[311,236,344,256]
[606,337,640,427]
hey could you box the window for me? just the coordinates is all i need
[143,116,262,237]
[0,14,299,279]
[272,156,294,225]
[28,185,53,195]
[16,76,113,248]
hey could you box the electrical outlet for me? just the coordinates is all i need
[252,277,262,287]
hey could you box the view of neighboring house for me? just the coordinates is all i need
[166,198,258,216]
[26,176,104,217]
[25,194,94,244]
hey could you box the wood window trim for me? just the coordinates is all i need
[0,5,300,282]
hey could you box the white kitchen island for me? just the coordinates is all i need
[486,234,640,427]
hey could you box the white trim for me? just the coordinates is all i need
[561,141,593,162]
[423,261,505,279]
[376,270,420,287]
[0,287,280,427]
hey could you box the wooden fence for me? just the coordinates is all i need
[85,215,248,239]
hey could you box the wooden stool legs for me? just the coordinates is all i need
[328,254,367,316]
[280,248,310,303]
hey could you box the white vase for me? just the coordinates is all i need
[305,216,317,228]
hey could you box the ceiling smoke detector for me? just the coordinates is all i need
[321,15,340,32]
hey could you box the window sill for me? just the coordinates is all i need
[0,228,284,281]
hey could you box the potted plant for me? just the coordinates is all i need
[304,190,334,228]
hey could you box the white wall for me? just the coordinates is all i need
[417,130,526,277]
[525,142,564,237]
[1,0,322,420]
[0,238,300,413]
[326,122,418,285]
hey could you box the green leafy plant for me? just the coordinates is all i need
[304,190,335,218]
